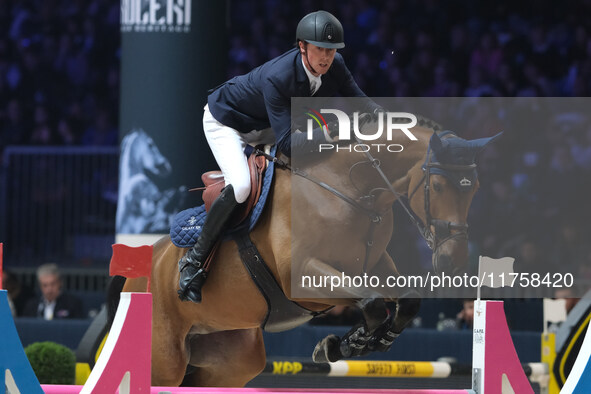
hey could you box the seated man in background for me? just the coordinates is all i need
[23,263,83,319]
[455,299,474,330]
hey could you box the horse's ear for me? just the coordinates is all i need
[468,132,503,152]
[429,132,444,155]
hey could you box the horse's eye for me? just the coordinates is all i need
[433,182,442,192]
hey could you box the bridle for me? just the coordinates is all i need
[407,140,473,250]
[255,130,474,271]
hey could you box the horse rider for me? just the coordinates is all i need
[177,10,383,303]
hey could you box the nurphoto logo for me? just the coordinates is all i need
[306,109,419,153]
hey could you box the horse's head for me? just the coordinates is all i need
[122,129,172,178]
[407,131,501,275]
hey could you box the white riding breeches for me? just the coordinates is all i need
[203,104,275,203]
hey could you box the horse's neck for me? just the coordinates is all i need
[329,127,431,202]
[388,127,432,194]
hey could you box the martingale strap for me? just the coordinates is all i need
[234,231,324,333]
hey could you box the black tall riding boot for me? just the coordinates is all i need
[178,185,239,303]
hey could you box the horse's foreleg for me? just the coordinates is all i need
[312,298,388,363]
[300,256,383,363]
[365,293,421,353]
[313,294,421,363]
[312,253,421,363]
[365,252,421,353]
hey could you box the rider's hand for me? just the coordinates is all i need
[323,121,340,142]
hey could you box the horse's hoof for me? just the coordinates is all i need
[312,334,340,363]
[339,324,371,358]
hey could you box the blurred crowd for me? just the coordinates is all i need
[226,0,591,284]
[1,0,591,289]
[227,0,591,97]
[0,0,119,160]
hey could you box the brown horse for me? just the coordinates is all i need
[115,119,499,387]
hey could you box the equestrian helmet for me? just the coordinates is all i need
[296,10,345,49]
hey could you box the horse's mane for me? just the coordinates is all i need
[415,115,444,133]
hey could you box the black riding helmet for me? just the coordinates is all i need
[296,10,345,49]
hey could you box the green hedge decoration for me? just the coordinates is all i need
[24,341,75,384]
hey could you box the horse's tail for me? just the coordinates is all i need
[106,275,127,327]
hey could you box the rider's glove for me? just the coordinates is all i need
[323,121,340,142]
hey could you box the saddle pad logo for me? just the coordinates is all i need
[182,216,201,232]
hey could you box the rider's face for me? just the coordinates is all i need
[299,42,336,77]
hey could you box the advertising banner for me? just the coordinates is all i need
[117,1,226,245]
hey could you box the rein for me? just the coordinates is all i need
[255,148,385,272]
[254,128,473,271]
[353,129,472,252]
[254,148,383,222]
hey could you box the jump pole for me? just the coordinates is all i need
[39,299,528,393]
[41,385,474,393]
[0,244,553,393]
[39,245,474,393]
[262,359,547,381]
[262,301,538,393]
[46,254,528,393]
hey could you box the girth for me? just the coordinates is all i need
[234,230,324,333]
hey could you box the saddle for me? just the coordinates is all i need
[175,147,320,330]
[202,151,320,332]
[192,150,267,275]
[199,151,267,228]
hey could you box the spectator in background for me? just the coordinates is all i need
[1,270,34,317]
[23,263,83,320]
[554,287,580,315]
[456,299,474,330]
